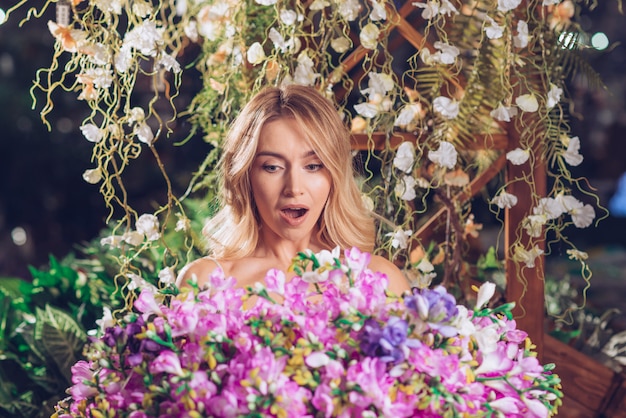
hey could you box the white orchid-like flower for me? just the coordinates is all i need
[80,124,104,143]
[491,190,518,209]
[514,20,530,48]
[533,197,564,220]
[124,20,163,57]
[395,175,418,201]
[280,9,298,25]
[122,230,144,246]
[337,0,360,21]
[82,168,102,184]
[387,228,413,250]
[394,103,424,128]
[562,136,583,166]
[135,122,154,145]
[515,93,539,112]
[428,141,458,169]
[293,51,320,86]
[506,148,530,165]
[100,234,124,248]
[570,204,595,228]
[476,282,496,309]
[490,103,518,122]
[432,41,460,64]
[484,16,504,40]
[156,53,181,73]
[362,72,395,97]
[497,0,522,12]
[360,22,380,50]
[393,141,415,173]
[136,213,161,241]
[247,42,266,65]
[354,102,379,118]
[546,83,563,109]
[513,244,544,268]
[523,214,547,238]
[370,0,387,21]
[433,96,460,119]
[331,37,351,53]
[413,0,458,19]
[158,267,176,285]
[82,67,114,89]
[94,0,123,15]
[114,44,133,73]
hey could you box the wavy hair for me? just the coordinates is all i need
[203,84,375,259]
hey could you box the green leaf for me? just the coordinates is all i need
[35,305,87,384]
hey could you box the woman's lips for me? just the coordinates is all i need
[280,207,309,225]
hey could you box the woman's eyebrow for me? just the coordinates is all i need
[255,150,318,158]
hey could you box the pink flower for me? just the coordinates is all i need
[264,268,286,295]
[149,350,185,376]
[134,288,163,316]
[69,361,98,400]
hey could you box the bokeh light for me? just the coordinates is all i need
[591,32,609,51]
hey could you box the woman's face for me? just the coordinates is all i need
[250,117,332,247]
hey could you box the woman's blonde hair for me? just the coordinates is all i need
[203,84,375,259]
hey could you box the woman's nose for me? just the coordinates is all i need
[283,168,304,196]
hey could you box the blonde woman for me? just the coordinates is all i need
[177,84,409,296]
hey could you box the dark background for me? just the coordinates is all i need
[0,2,625,283]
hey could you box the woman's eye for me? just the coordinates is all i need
[306,163,324,171]
[263,164,280,173]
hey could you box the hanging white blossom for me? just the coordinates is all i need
[310,0,330,10]
[395,175,418,201]
[80,124,104,143]
[490,104,518,122]
[158,267,176,285]
[82,168,102,184]
[394,103,423,128]
[362,72,395,97]
[255,0,277,5]
[491,190,518,209]
[156,53,181,73]
[360,23,380,50]
[497,0,522,12]
[515,93,539,112]
[354,102,380,118]
[506,148,530,165]
[122,231,144,246]
[433,96,460,119]
[370,0,387,21]
[331,37,351,53]
[514,20,530,48]
[280,9,298,25]
[293,52,320,86]
[135,122,154,145]
[337,0,360,21]
[523,214,547,238]
[387,228,413,249]
[546,84,563,109]
[413,0,458,19]
[513,244,544,268]
[247,42,266,65]
[136,214,161,241]
[571,204,595,228]
[433,41,459,64]
[94,0,123,15]
[484,16,504,40]
[393,141,415,173]
[428,141,458,169]
[533,197,564,220]
[562,136,583,166]
[124,21,163,57]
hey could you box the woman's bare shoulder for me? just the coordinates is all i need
[176,257,229,288]
[367,254,411,296]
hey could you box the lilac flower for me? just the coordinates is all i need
[405,285,459,337]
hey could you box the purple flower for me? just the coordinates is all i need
[360,317,417,363]
[405,286,459,337]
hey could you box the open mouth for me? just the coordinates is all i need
[282,208,308,218]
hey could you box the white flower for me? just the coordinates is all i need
[175,215,189,232]
[428,141,458,169]
[82,168,102,184]
[394,103,423,128]
[255,0,277,5]
[331,37,351,53]
[293,51,320,86]
[433,96,459,119]
[514,20,530,48]
[562,136,583,166]
[555,194,583,213]
[567,249,588,261]
[491,190,518,209]
[338,0,360,21]
[280,9,298,25]
[95,306,115,333]
[100,234,123,248]
[354,102,380,118]
[80,124,103,143]
[122,230,144,246]
[395,175,417,201]
[360,22,380,50]
[124,21,163,57]
[362,72,395,97]
[533,197,564,220]
[136,213,160,241]
[513,244,544,268]
[158,267,176,285]
[185,21,198,42]
[484,16,504,40]
[370,0,387,21]
[94,0,123,15]
[132,0,153,17]
[476,282,496,309]
[416,257,434,273]
[546,84,563,109]
[310,0,330,10]
[393,141,415,173]
[571,204,595,228]
[497,0,522,12]
[506,148,530,165]
[156,53,181,73]
[387,229,412,250]
[515,93,539,112]
[413,0,458,19]
[473,323,501,354]
[433,41,459,64]
[523,214,547,237]
[114,44,133,73]
[135,122,154,145]
[247,42,266,65]
[490,103,518,122]
[82,67,113,89]
[305,352,330,368]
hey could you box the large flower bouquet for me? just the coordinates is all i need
[54,248,562,417]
